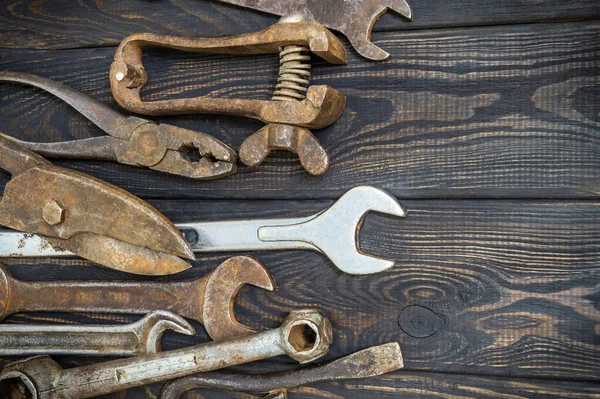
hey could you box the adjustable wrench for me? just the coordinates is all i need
[0,310,194,357]
[1,186,406,275]
[0,310,332,399]
[0,256,274,341]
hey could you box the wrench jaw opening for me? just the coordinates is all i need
[202,256,276,341]
[133,311,196,354]
[281,309,332,364]
[258,186,406,275]
[346,0,413,61]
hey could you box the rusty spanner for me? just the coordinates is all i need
[0,134,194,275]
[1,186,406,274]
[0,71,237,179]
[0,310,332,399]
[160,342,403,399]
[110,17,347,175]
[0,256,274,341]
[215,0,413,60]
[0,310,194,357]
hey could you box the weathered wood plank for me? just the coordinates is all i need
[0,0,599,50]
[0,21,598,200]
[2,199,598,383]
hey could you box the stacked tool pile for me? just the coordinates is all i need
[1,0,599,398]
[0,2,414,398]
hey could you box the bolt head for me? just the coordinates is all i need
[42,200,65,226]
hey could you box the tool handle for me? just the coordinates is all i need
[0,133,50,176]
[0,134,117,161]
[178,217,317,253]
[0,71,129,138]
[0,326,140,356]
[5,277,205,323]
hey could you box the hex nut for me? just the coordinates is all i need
[42,200,65,226]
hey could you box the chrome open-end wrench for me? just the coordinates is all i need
[0,311,194,357]
[0,310,332,399]
[0,257,274,341]
[0,186,405,275]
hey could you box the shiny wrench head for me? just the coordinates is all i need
[132,310,195,354]
[259,186,406,274]
[203,256,275,341]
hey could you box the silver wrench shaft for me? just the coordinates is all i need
[0,311,194,356]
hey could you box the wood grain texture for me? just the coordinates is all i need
[1,199,598,391]
[0,0,599,50]
[0,21,598,200]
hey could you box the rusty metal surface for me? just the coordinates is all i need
[110,18,347,174]
[215,0,413,60]
[0,256,274,341]
[159,342,403,399]
[0,72,237,179]
[0,310,195,357]
[0,310,332,399]
[239,123,329,175]
[0,134,194,275]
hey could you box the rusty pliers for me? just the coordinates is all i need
[110,17,348,175]
[0,134,195,275]
[0,71,237,179]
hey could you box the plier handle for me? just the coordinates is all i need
[0,71,237,179]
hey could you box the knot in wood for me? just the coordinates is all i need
[398,305,444,338]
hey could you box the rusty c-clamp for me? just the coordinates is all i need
[111,16,348,175]
[0,71,237,180]
[0,134,195,275]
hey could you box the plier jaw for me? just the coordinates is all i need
[117,122,238,180]
[0,135,195,275]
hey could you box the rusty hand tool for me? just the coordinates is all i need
[0,256,274,341]
[215,0,412,60]
[0,310,195,357]
[0,309,332,399]
[160,342,403,399]
[0,134,194,275]
[0,71,237,179]
[1,186,406,274]
[110,16,348,175]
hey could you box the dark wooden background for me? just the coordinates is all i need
[1,1,599,398]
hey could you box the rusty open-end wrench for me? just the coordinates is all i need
[0,310,195,357]
[0,256,274,341]
[1,186,406,275]
[215,0,413,60]
[0,310,332,399]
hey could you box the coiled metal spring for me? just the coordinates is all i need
[272,45,311,102]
